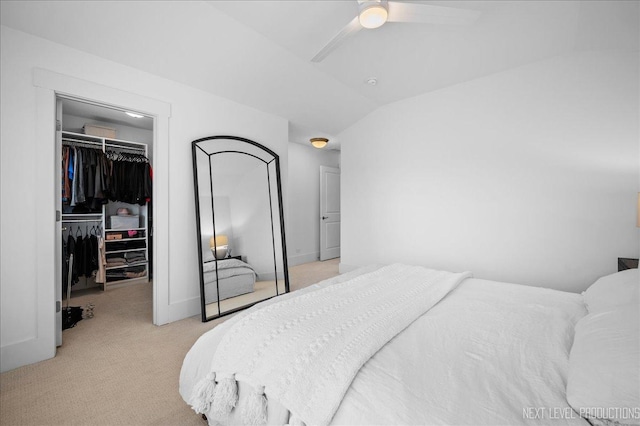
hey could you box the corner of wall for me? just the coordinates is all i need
[338,262,359,274]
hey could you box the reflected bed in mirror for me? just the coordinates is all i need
[192,136,289,321]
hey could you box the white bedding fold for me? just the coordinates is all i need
[332,278,588,426]
[202,258,256,281]
[193,264,471,425]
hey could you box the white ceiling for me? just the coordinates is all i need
[62,98,154,131]
[1,1,638,150]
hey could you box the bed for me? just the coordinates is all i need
[180,263,640,426]
[202,258,256,304]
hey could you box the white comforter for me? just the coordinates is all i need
[197,264,470,425]
[180,265,588,426]
[202,258,256,281]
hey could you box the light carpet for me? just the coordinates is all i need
[0,258,339,426]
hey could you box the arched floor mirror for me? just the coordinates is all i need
[192,135,289,321]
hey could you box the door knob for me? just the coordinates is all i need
[322,216,329,220]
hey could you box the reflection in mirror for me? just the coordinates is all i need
[192,136,289,321]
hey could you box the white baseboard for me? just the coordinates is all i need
[288,252,320,267]
[257,272,286,281]
[1,337,56,373]
[164,254,342,325]
[165,297,201,324]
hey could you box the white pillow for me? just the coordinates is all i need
[583,269,639,314]
[566,305,640,425]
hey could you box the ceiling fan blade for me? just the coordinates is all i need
[311,16,362,63]
[387,2,481,26]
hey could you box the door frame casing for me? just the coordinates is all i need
[0,68,170,372]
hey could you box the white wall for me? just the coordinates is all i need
[226,159,274,278]
[287,143,340,266]
[340,50,639,293]
[0,26,288,372]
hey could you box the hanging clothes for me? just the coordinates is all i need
[63,144,151,208]
[104,151,152,205]
[92,153,109,208]
[65,232,79,286]
[62,146,71,203]
[70,147,78,207]
[80,234,90,277]
[62,225,100,287]
[77,231,98,278]
[62,144,110,213]
[76,148,86,204]
[95,236,106,284]
[84,149,95,200]
[73,230,84,279]
[88,233,98,276]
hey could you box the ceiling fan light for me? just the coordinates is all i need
[310,137,329,149]
[359,4,388,29]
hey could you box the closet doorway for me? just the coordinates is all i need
[55,96,155,346]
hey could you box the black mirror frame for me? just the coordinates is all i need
[192,135,290,322]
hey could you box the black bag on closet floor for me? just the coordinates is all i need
[62,306,83,330]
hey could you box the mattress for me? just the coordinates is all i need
[180,265,588,425]
[202,258,256,303]
[204,273,255,304]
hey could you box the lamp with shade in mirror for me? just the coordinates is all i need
[209,235,229,259]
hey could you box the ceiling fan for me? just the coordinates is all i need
[311,0,481,62]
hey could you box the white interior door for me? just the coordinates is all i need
[55,98,63,347]
[320,166,340,261]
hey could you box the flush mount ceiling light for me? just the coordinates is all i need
[310,137,329,149]
[359,1,388,29]
[311,0,480,62]
[125,111,144,118]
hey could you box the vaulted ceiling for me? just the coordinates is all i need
[1,1,638,149]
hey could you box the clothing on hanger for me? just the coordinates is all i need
[95,236,106,284]
[62,145,110,213]
[65,231,79,286]
[104,150,152,205]
[62,144,151,208]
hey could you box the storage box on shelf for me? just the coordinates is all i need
[83,124,116,139]
[109,215,139,230]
